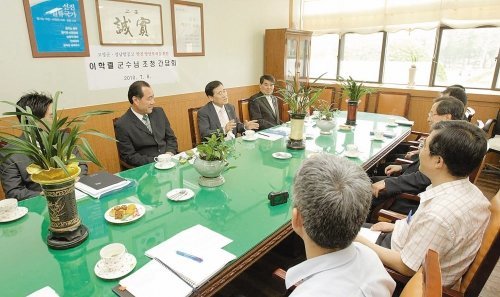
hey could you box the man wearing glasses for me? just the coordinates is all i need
[368,96,465,220]
[198,80,259,141]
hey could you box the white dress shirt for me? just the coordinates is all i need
[265,95,276,114]
[213,104,234,140]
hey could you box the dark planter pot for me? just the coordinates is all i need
[287,113,306,150]
[346,101,359,125]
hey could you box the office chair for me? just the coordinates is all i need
[112,118,135,171]
[188,107,202,148]
[238,98,251,123]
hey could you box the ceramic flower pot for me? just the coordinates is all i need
[316,119,336,134]
[192,157,227,187]
[288,113,306,150]
[346,100,359,125]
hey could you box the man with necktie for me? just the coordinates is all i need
[249,75,282,130]
[114,81,178,167]
[198,80,259,141]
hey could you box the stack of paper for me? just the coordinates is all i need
[358,227,382,243]
[75,172,132,199]
[119,225,236,297]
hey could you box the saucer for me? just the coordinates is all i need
[242,135,257,141]
[94,253,136,280]
[155,161,175,170]
[371,136,385,141]
[167,188,195,201]
[105,203,145,224]
[344,151,360,158]
[272,152,292,159]
[395,119,415,126]
[386,123,398,127]
[0,207,28,223]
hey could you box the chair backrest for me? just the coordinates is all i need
[188,107,202,148]
[476,119,497,138]
[459,190,500,297]
[465,107,476,122]
[401,249,442,297]
[112,117,135,171]
[280,102,290,122]
[238,98,251,123]
[375,91,410,117]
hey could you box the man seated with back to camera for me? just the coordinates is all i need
[286,154,395,297]
[0,92,88,200]
[357,120,490,288]
[114,80,178,167]
[368,96,465,220]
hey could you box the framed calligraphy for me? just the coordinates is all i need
[23,0,90,57]
[170,0,205,56]
[95,0,163,46]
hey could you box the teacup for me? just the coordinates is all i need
[100,243,127,272]
[0,198,18,219]
[154,153,171,165]
[388,117,396,125]
[346,144,359,155]
[243,130,256,139]
[374,130,384,139]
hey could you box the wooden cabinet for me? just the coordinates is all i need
[264,28,313,81]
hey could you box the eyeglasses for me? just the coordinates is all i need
[418,139,425,149]
[215,89,227,96]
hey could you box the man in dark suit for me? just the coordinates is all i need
[198,80,259,141]
[0,92,88,200]
[249,75,281,130]
[369,96,465,218]
[114,81,178,167]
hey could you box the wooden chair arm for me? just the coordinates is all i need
[378,209,407,222]
[385,267,412,284]
[399,193,421,202]
[273,268,286,282]
[119,159,135,170]
[410,131,429,139]
[442,287,464,297]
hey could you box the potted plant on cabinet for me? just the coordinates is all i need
[277,72,325,149]
[193,131,235,187]
[337,76,375,125]
[0,91,113,249]
[314,100,339,135]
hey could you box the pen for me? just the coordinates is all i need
[176,250,204,263]
[154,257,196,288]
[258,132,271,138]
[406,209,413,224]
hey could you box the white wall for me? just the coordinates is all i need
[0,0,289,115]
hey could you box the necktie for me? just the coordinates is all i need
[267,96,276,114]
[142,114,152,133]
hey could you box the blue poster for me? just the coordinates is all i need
[28,0,87,54]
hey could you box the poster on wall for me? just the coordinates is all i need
[96,0,163,45]
[85,45,178,90]
[171,0,205,56]
[23,0,89,57]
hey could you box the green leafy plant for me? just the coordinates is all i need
[276,72,326,114]
[197,131,235,162]
[0,91,115,176]
[336,76,376,103]
[315,100,338,121]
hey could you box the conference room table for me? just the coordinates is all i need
[0,112,412,297]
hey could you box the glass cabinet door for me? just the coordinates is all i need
[298,37,311,78]
[285,36,299,80]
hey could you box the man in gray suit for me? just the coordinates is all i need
[198,80,259,141]
[249,74,281,130]
[0,92,88,200]
[114,81,178,167]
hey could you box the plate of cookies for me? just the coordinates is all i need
[104,203,145,224]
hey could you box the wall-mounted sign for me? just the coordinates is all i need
[23,0,89,57]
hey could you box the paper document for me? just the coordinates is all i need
[256,132,282,141]
[358,227,382,243]
[120,260,193,297]
[27,286,59,297]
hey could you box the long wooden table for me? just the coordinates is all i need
[0,112,411,297]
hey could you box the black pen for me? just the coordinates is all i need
[258,132,271,138]
[153,257,196,288]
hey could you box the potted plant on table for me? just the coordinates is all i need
[314,100,339,135]
[337,76,375,125]
[277,72,325,149]
[193,131,235,187]
[0,91,114,249]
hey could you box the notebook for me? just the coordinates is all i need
[76,172,132,198]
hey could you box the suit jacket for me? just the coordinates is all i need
[380,160,431,198]
[114,107,178,167]
[0,136,89,201]
[249,92,281,130]
[197,102,244,141]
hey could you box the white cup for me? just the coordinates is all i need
[243,130,256,138]
[374,130,384,139]
[0,198,17,218]
[346,144,358,154]
[154,153,171,165]
[100,243,127,272]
